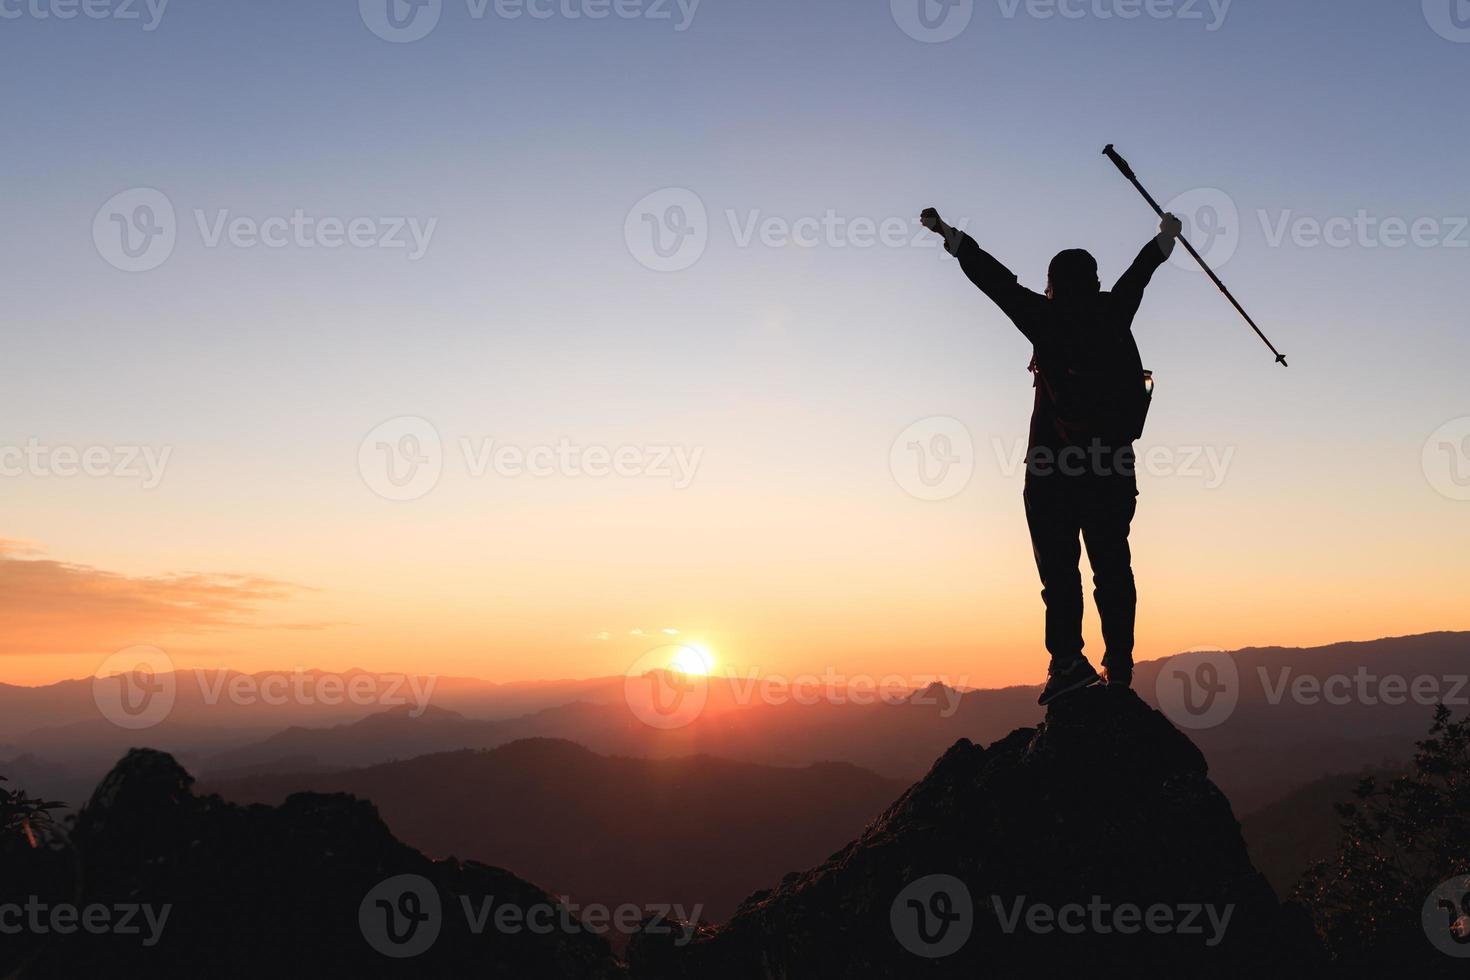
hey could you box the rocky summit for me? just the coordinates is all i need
[628,686,1320,979]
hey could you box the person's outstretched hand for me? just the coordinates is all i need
[921,208,961,253]
[1159,212,1183,240]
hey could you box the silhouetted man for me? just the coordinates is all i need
[921,207,1181,705]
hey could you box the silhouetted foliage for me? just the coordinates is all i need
[0,773,65,848]
[1297,705,1470,973]
[0,776,77,977]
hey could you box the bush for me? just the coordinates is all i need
[1296,705,1470,975]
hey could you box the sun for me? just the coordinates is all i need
[669,645,715,677]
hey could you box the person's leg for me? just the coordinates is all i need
[1081,475,1139,684]
[1023,479,1085,665]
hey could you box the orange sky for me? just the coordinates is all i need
[6,449,1467,689]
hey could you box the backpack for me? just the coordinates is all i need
[1030,328,1153,446]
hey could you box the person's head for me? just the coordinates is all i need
[1046,249,1100,300]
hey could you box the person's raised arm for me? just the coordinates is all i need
[921,208,1048,340]
[1111,212,1182,322]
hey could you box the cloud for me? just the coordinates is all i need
[0,540,311,656]
[590,627,682,643]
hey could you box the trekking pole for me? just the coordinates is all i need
[1102,144,1288,367]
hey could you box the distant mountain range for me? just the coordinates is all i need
[6,631,1466,823]
[1239,766,1402,899]
[198,632,1467,813]
[203,738,908,922]
[0,668,626,743]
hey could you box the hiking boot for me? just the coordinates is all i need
[1038,657,1100,705]
[1100,661,1133,690]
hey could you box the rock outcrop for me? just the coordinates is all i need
[17,748,626,979]
[629,687,1320,978]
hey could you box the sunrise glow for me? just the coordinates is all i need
[670,645,715,677]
